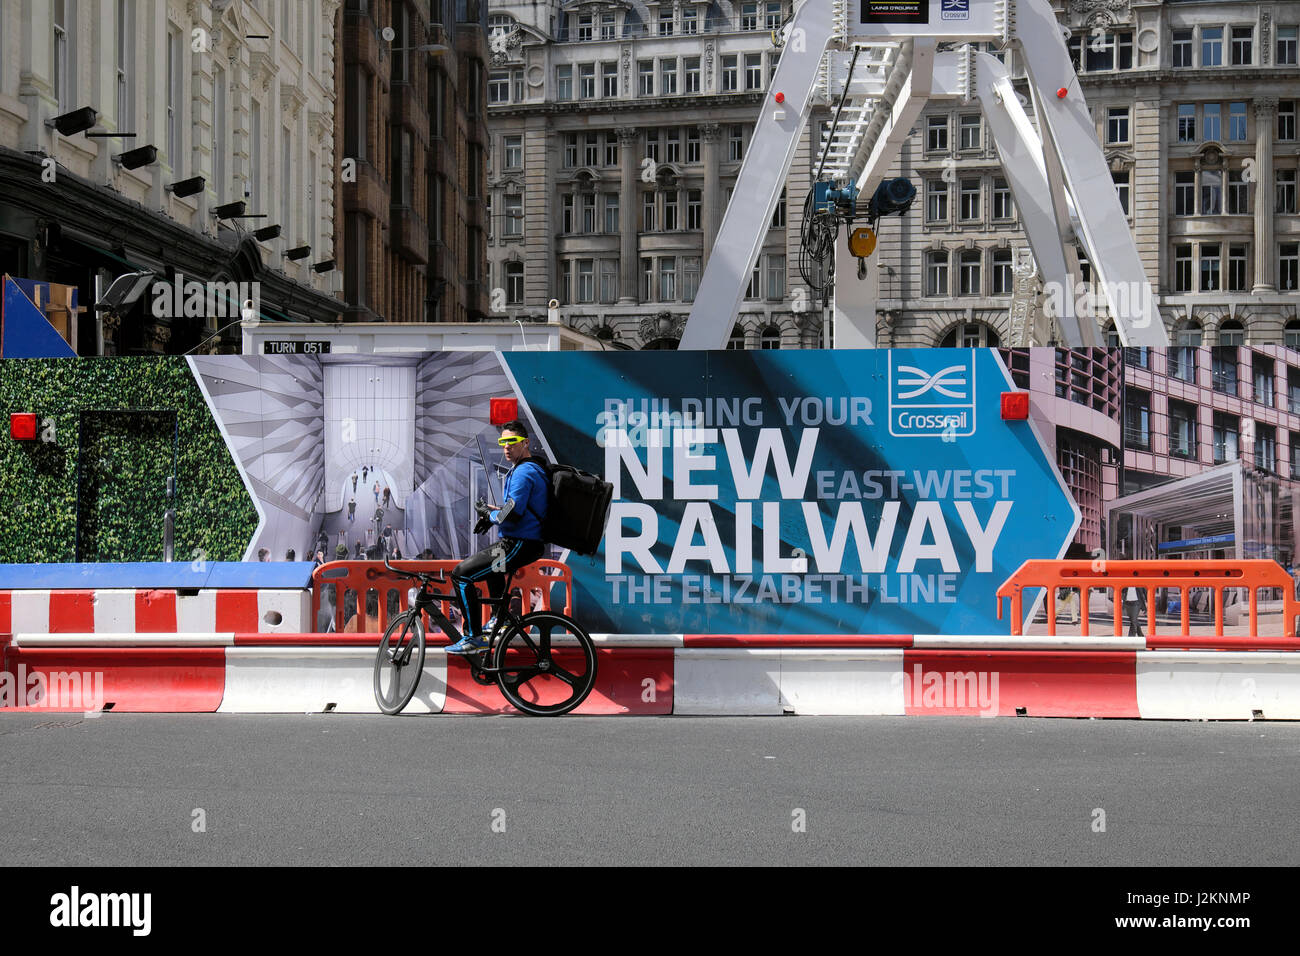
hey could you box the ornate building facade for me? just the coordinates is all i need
[0,0,344,353]
[483,0,827,350]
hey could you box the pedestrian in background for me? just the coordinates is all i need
[351,473,358,492]
[383,486,391,508]
[1124,585,1147,637]
[373,481,381,505]
[348,498,356,522]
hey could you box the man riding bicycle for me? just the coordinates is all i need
[445,420,549,654]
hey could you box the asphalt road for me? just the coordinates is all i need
[1,713,1297,867]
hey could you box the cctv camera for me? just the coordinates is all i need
[240,299,257,323]
[382,26,396,42]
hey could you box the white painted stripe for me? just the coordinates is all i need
[673,647,783,715]
[1136,651,1300,720]
[588,633,684,647]
[912,634,1145,650]
[256,589,311,632]
[779,649,905,715]
[92,589,136,633]
[176,590,217,633]
[220,645,446,714]
[12,632,235,647]
[10,591,50,633]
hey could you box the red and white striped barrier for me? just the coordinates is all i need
[3,631,1299,719]
[0,588,309,635]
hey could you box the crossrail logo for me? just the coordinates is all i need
[888,349,976,438]
[941,0,971,21]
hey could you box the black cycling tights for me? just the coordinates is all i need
[451,538,545,636]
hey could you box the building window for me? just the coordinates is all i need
[576,260,595,303]
[993,178,1013,220]
[1280,102,1297,142]
[1227,169,1250,214]
[686,127,701,163]
[1124,389,1151,450]
[1203,103,1221,142]
[925,250,949,297]
[116,0,134,131]
[250,99,262,210]
[741,2,759,31]
[1168,400,1197,459]
[1281,243,1299,292]
[602,62,618,98]
[584,132,599,166]
[1106,107,1130,144]
[1172,29,1193,67]
[638,60,654,96]
[578,63,596,98]
[684,56,701,93]
[561,194,574,233]
[1277,169,1297,215]
[771,188,786,228]
[643,192,656,231]
[992,248,1013,294]
[662,190,679,231]
[744,53,763,90]
[1173,244,1193,292]
[504,135,522,169]
[602,12,617,40]
[1227,244,1248,291]
[1175,103,1196,143]
[600,260,618,303]
[212,63,225,198]
[581,193,596,233]
[1086,31,1132,71]
[958,114,981,150]
[1228,102,1247,142]
[927,116,948,152]
[344,213,367,307]
[604,194,619,234]
[167,28,182,169]
[1213,412,1239,463]
[658,257,676,300]
[563,133,577,168]
[1201,169,1222,215]
[958,250,981,295]
[926,180,949,222]
[1230,26,1252,65]
[1171,324,1199,381]
[722,55,738,92]
[1113,169,1130,215]
[687,190,702,230]
[577,14,593,41]
[54,0,72,111]
[658,7,673,36]
[1254,354,1276,408]
[641,258,653,301]
[489,71,509,103]
[729,126,744,162]
[941,323,1000,348]
[959,179,980,221]
[680,256,700,302]
[760,325,781,349]
[660,59,678,95]
[1219,321,1244,346]
[604,132,619,166]
[727,326,745,350]
[1200,243,1221,291]
[556,65,573,99]
[1256,423,1277,472]
[1125,347,1149,369]
[559,260,571,305]
[1279,27,1299,65]
[1213,344,1239,395]
[766,254,785,300]
[1202,27,1223,66]
[1174,171,1195,216]
[683,8,698,35]
[506,261,524,304]
[665,128,680,163]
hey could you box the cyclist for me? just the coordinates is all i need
[445,419,549,653]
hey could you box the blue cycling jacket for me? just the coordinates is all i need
[492,459,548,541]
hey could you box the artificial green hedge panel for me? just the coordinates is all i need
[0,358,258,563]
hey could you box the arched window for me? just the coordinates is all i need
[1104,322,1120,348]
[938,322,1000,348]
[1218,319,1244,345]
[760,325,781,349]
[596,325,615,341]
[726,325,746,350]
[1285,320,1300,350]
[642,337,679,350]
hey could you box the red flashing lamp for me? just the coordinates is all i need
[10,413,37,441]
[489,397,519,426]
[1001,392,1030,421]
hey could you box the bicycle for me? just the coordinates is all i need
[372,556,597,716]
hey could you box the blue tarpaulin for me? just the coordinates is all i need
[0,562,317,590]
[1,275,78,358]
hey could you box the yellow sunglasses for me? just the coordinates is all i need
[497,435,527,446]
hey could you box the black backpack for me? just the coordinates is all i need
[522,457,613,556]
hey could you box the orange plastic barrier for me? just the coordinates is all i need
[310,560,573,637]
[996,560,1298,639]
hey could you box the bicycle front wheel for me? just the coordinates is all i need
[493,612,597,716]
[374,612,427,715]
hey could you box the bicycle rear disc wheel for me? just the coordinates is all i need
[493,612,597,716]
[374,613,426,715]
